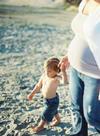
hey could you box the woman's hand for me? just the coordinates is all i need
[59,56,70,72]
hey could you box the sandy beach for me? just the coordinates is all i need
[0,5,99,136]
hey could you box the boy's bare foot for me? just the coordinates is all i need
[50,113,61,126]
[31,119,46,133]
[50,119,61,126]
[31,125,45,133]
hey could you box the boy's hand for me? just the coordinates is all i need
[27,94,33,101]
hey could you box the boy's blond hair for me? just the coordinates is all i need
[44,57,61,73]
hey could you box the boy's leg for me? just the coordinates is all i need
[51,113,61,126]
[32,119,46,133]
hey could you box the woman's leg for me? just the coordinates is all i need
[69,68,88,136]
[83,75,100,132]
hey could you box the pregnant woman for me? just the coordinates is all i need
[59,0,100,135]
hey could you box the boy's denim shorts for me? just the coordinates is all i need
[41,93,59,122]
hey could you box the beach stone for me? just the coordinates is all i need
[0,127,7,136]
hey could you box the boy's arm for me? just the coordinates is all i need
[60,62,68,85]
[28,75,43,100]
[61,71,68,85]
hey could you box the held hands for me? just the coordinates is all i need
[59,56,70,72]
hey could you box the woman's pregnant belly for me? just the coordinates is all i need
[68,36,97,68]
